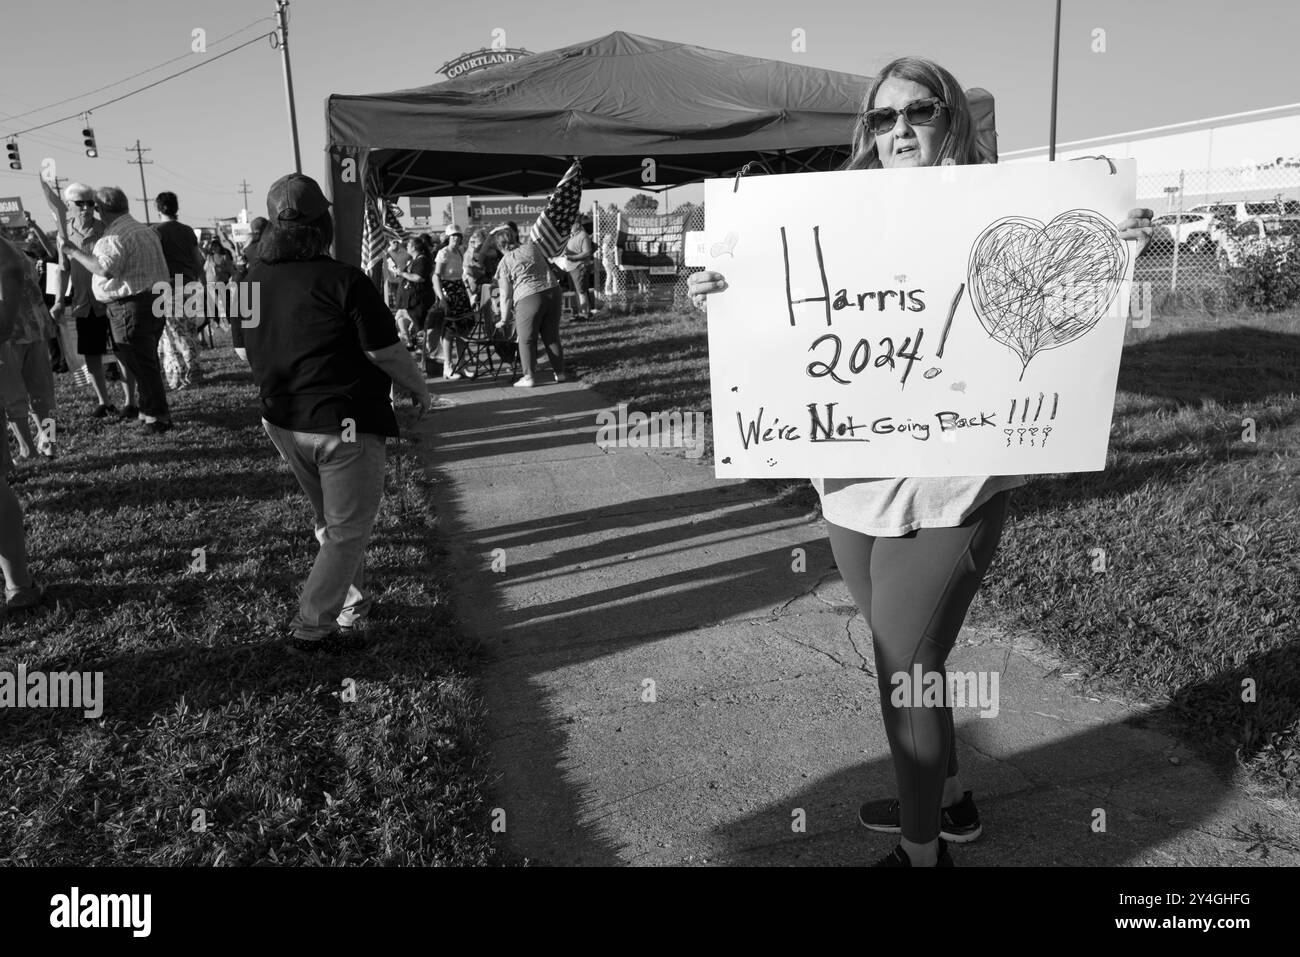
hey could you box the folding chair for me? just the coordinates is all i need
[450,284,517,380]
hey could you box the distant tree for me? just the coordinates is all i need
[624,194,659,215]
[673,201,704,225]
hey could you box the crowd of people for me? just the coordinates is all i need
[383,214,599,386]
[0,167,603,643]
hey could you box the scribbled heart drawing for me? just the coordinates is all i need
[967,210,1128,381]
[710,232,739,258]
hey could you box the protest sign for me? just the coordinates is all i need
[702,160,1138,478]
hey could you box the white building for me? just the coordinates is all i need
[1001,103,1300,211]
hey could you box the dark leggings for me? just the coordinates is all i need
[826,490,1010,843]
[513,286,564,377]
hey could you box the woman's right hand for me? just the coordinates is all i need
[687,270,728,309]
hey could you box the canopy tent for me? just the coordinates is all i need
[325,32,997,266]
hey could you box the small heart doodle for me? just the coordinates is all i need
[710,232,739,258]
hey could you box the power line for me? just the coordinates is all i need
[6,33,272,137]
[1,18,275,124]
[150,160,239,196]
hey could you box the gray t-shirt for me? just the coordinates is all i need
[812,475,1026,536]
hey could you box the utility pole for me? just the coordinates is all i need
[239,179,253,212]
[274,0,303,173]
[126,140,154,223]
[1048,0,1062,161]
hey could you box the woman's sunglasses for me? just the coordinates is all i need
[862,97,947,136]
[73,200,95,208]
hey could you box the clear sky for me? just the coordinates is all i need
[2,0,1297,227]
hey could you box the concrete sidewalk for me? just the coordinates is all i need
[411,372,1300,867]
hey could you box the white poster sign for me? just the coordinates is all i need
[703,161,1139,478]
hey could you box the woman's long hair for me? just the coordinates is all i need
[260,213,335,263]
[841,57,981,171]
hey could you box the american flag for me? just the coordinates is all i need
[529,159,583,258]
[361,193,403,280]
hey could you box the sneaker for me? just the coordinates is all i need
[286,629,366,657]
[5,584,47,615]
[871,839,954,867]
[91,403,117,419]
[121,404,139,420]
[859,790,982,843]
[512,376,536,388]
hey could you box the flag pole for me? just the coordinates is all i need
[1048,0,1062,161]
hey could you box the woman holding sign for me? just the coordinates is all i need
[689,56,1152,867]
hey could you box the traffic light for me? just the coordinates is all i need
[82,127,98,158]
[5,140,19,170]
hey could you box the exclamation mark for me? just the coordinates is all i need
[1050,393,1059,420]
[936,283,965,358]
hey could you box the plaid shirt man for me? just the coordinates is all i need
[91,213,168,303]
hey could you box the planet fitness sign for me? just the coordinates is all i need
[468,197,547,233]
[437,47,533,80]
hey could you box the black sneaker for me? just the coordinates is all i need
[858,790,982,843]
[871,839,954,867]
[286,630,366,657]
[121,404,139,420]
[5,583,47,614]
[92,403,117,419]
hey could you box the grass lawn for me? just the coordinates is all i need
[566,302,1300,797]
[0,332,500,865]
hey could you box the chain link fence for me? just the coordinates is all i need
[584,165,1298,315]
[1135,165,1300,306]
[591,202,705,313]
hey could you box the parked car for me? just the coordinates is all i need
[1216,215,1300,268]
[1146,212,1225,254]
[1188,200,1300,224]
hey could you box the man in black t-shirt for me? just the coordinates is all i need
[236,174,430,656]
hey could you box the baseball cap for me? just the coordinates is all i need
[445,223,463,237]
[266,173,331,222]
[63,182,95,203]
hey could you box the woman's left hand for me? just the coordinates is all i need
[1117,207,1154,258]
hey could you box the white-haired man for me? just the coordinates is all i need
[61,187,171,433]
[52,182,137,418]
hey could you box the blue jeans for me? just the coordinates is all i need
[263,419,387,640]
